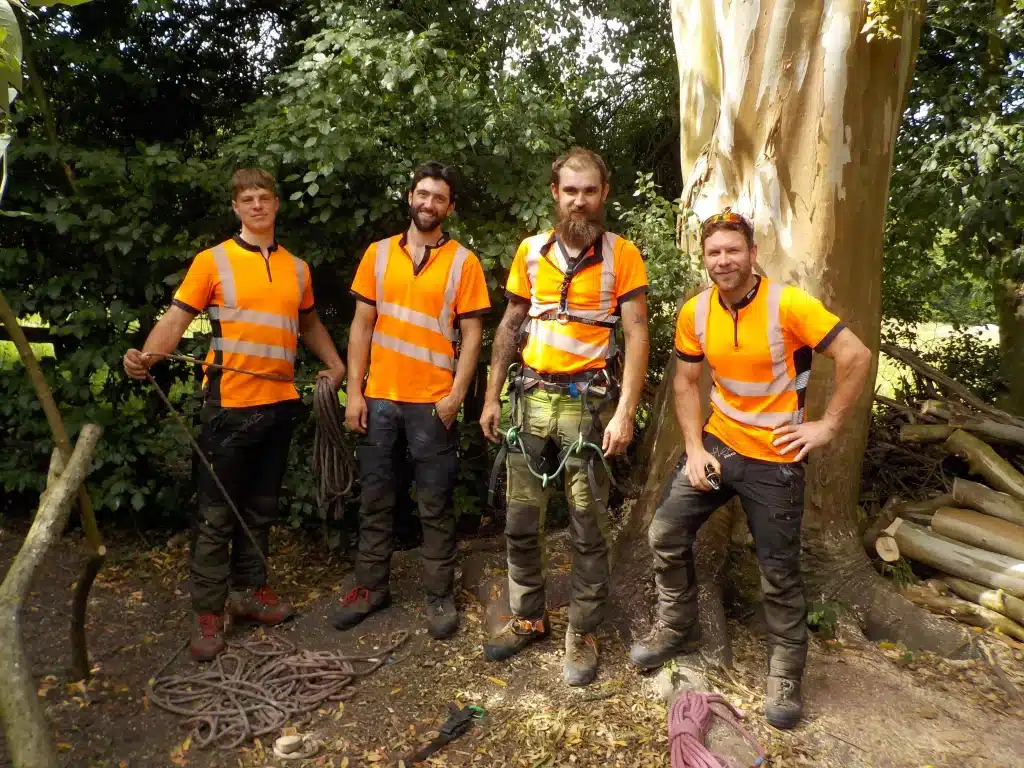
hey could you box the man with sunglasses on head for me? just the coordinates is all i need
[629,210,871,729]
[334,161,491,640]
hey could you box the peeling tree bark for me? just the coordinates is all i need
[0,424,102,768]
[631,0,974,656]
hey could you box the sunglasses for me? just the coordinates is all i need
[700,211,752,239]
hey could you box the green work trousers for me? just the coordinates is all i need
[505,388,615,633]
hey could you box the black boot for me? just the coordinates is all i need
[629,623,701,669]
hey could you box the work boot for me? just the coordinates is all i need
[483,614,550,661]
[426,594,459,640]
[331,586,391,631]
[629,623,701,669]
[764,675,803,729]
[563,627,598,687]
[227,585,296,626]
[191,613,226,662]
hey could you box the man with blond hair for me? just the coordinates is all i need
[124,168,346,661]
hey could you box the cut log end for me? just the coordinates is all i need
[876,535,901,563]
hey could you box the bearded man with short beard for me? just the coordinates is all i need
[334,162,491,639]
[480,148,650,687]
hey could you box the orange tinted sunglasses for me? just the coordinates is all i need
[700,210,752,240]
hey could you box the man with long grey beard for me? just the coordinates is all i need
[480,147,649,686]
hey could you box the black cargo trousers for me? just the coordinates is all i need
[649,433,807,678]
[356,397,460,599]
[191,399,298,613]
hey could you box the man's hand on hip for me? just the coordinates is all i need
[684,446,721,492]
[601,409,634,457]
[772,420,838,462]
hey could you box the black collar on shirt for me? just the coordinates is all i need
[399,231,450,276]
[233,234,279,253]
[718,274,762,312]
[540,230,604,278]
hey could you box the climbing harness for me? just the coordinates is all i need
[487,361,623,510]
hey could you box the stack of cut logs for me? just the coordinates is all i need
[867,345,1024,644]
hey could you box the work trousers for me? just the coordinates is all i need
[649,433,808,678]
[356,398,460,599]
[505,388,615,633]
[191,400,297,613]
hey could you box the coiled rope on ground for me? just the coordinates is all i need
[147,631,409,749]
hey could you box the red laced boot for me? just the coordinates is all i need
[330,586,391,631]
[191,613,226,661]
[227,585,296,625]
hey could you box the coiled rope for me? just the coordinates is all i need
[147,631,409,749]
[667,691,766,768]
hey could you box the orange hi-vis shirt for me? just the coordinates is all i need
[675,276,845,463]
[505,230,648,375]
[173,235,314,408]
[350,233,491,403]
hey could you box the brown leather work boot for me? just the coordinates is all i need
[563,627,598,687]
[227,585,296,626]
[483,614,550,661]
[191,613,226,662]
[765,675,803,729]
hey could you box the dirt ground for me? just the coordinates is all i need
[1,521,1023,768]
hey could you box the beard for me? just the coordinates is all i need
[709,263,755,293]
[555,206,605,250]
[410,205,445,233]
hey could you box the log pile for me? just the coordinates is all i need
[870,344,1024,646]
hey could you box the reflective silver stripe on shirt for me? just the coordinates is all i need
[373,238,391,301]
[711,389,797,428]
[525,236,543,292]
[527,304,614,324]
[692,288,713,352]
[766,282,788,380]
[714,374,796,397]
[529,320,611,360]
[372,330,455,371]
[600,232,618,312]
[377,301,442,333]
[294,257,307,305]
[207,306,298,333]
[437,246,470,341]
[211,244,237,307]
[210,337,296,363]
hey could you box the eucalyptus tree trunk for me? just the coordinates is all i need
[619,0,970,656]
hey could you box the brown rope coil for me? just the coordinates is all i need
[147,630,409,749]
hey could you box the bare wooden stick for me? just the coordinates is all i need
[876,519,1024,598]
[900,424,954,443]
[940,576,1024,626]
[944,430,1024,500]
[0,291,106,681]
[902,583,1024,642]
[952,478,1024,527]
[931,507,1024,561]
[881,343,1024,429]
[0,424,102,768]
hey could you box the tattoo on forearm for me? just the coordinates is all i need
[488,304,528,394]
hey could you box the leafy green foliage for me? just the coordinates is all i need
[613,172,699,379]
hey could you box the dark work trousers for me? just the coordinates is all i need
[191,400,297,613]
[356,397,460,599]
[649,433,807,678]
